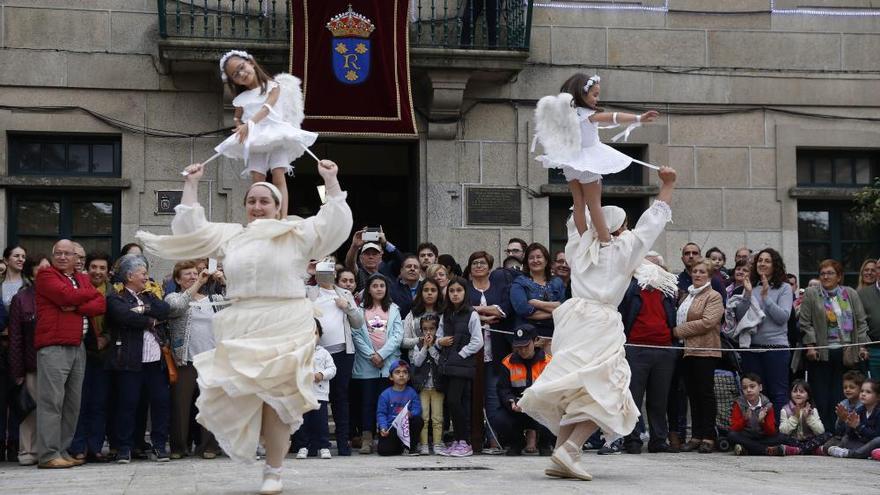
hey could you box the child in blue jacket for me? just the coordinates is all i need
[376,360,423,456]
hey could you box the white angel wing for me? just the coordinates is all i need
[533,93,581,160]
[273,73,305,128]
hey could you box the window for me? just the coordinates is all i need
[8,134,121,177]
[7,191,121,259]
[796,149,878,187]
[797,201,879,287]
[548,144,647,185]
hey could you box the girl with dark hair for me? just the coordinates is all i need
[533,73,659,255]
[436,277,483,457]
[510,243,565,339]
[775,380,830,455]
[734,248,793,419]
[214,49,318,216]
[351,274,403,455]
[402,278,443,352]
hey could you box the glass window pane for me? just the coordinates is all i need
[854,158,872,184]
[75,238,112,256]
[16,200,60,235]
[15,143,41,172]
[797,210,830,241]
[833,157,852,185]
[17,237,58,262]
[796,157,811,185]
[813,157,832,184]
[842,243,873,274]
[42,143,66,172]
[69,144,89,173]
[799,244,830,274]
[92,144,114,174]
[72,201,114,236]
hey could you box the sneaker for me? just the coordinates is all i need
[151,448,170,462]
[450,442,473,457]
[481,446,505,455]
[870,448,880,461]
[783,445,801,456]
[405,448,420,457]
[295,448,308,460]
[18,453,38,466]
[827,446,849,458]
[813,446,825,456]
[766,446,784,456]
[419,444,430,456]
[170,452,184,460]
[648,444,673,454]
[624,443,642,455]
[432,443,446,455]
[597,440,622,455]
[436,441,456,457]
[733,444,746,456]
[116,450,132,464]
[320,448,332,459]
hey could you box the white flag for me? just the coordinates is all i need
[391,400,411,446]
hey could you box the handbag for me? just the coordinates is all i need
[161,345,179,385]
[842,344,862,369]
[13,383,37,420]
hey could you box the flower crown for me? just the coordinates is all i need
[583,75,600,93]
[219,50,253,82]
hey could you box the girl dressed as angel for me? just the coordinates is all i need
[216,50,318,216]
[534,73,660,254]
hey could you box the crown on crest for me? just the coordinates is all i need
[326,4,375,38]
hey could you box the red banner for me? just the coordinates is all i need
[289,0,417,138]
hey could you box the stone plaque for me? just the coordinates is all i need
[155,190,183,215]
[466,187,521,226]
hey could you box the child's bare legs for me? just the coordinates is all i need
[581,180,610,242]
[269,167,289,217]
[260,403,290,469]
[568,181,587,235]
[556,423,576,449]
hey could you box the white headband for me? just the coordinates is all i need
[583,75,600,93]
[219,50,253,82]
[248,181,283,205]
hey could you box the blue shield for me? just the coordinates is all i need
[331,38,371,85]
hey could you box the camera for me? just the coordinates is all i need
[362,227,381,242]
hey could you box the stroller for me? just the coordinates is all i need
[713,333,742,452]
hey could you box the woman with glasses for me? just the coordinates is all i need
[509,243,565,340]
[796,259,869,430]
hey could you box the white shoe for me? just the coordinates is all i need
[550,441,593,481]
[260,464,283,495]
[419,444,430,455]
[295,448,308,460]
[320,448,331,459]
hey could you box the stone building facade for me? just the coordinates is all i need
[1,0,878,282]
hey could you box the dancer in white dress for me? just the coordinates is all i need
[533,73,659,261]
[518,166,678,481]
[137,160,351,495]
[216,50,319,216]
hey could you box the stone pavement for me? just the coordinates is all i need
[2,451,879,495]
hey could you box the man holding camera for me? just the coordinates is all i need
[344,227,404,293]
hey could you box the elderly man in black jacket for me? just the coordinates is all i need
[105,254,171,463]
[618,255,679,455]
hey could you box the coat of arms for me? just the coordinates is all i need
[326,4,375,85]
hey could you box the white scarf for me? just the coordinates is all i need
[676,282,711,327]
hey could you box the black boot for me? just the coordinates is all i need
[6,440,19,463]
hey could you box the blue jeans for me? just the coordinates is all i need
[329,352,354,453]
[484,361,501,435]
[70,356,110,455]
[114,362,170,454]
[807,348,847,432]
[353,377,385,433]
[293,401,330,454]
[741,348,790,423]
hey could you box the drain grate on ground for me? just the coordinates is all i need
[397,466,492,471]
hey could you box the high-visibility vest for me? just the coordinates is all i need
[501,352,551,389]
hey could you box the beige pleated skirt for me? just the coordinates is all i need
[518,298,640,440]
[193,297,318,464]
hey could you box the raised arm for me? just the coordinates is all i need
[180,163,204,207]
[589,110,659,125]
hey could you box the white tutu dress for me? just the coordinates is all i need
[517,200,677,440]
[136,190,352,464]
[215,73,318,178]
[532,93,655,184]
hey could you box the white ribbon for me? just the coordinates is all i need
[610,122,641,143]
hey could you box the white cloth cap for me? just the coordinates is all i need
[249,181,283,205]
[602,205,627,233]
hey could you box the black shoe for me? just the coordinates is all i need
[116,450,132,464]
[597,440,622,455]
[648,443,674,454]
[505,447,522,456]
[151,448,170,462]
[625,443,642,455]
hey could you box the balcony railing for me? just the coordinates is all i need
[157,0,533,51]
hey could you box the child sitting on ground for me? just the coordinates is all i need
[410,313,444,455]
[293,320,337,459]
[376,360,424,456]
[775,380,830,455]
[823,370,865,452]
[827,378,880,459]
[729,373,781,455]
